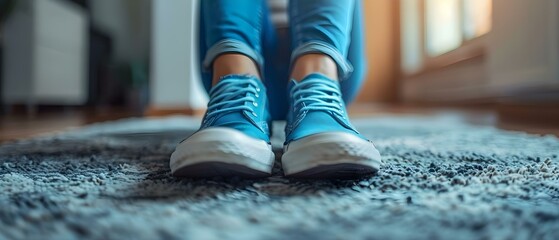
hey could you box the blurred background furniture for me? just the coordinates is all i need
[1,0,87,113]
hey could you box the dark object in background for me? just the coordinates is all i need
[0,0,16,23]
[67,0,88,9]
[0,0,17,112]
[118,61,149,115]
[84,1,130,108]
[0,45,3,111]
[87,27,115,106]
[88,26,149,113]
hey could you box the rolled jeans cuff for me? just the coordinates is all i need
[202,39,265,74]
[290,41,354,80]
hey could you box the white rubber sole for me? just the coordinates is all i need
[281,132,382,178]
[170,127,275,178]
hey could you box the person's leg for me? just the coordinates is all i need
[172,0,275,178]
[198,0,284,121]
[198,0,265,91]
[287,0,366,104]
[341,0,367,104]
[291,54,339,81]
[212,54,260,86]
[288,0,367,104]
[282,0,381,178]
[288,0,355,82]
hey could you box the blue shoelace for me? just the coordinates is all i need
[290,79,345,118]
[206,78,261,119]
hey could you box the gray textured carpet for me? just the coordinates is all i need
[0,115,558,240]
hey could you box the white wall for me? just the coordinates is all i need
[150,0,207,110]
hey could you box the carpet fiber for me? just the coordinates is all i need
[0,115,558,239]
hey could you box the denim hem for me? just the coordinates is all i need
[290,41,354,80]
[202,39,265,74]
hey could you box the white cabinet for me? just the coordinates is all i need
[2,0,87,106]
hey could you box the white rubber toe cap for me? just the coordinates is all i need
[281,132,381,177]
[170,127,275,176]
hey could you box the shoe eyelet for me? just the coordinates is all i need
[253,102,258,107]
[252,112,258,117]
[255,93,260,98]
[256,87,261,92]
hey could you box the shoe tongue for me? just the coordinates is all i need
[289,73,340,108]
[287,78,299,93]
[300,73,333,82]
[289,73,338,91]
[210,75,260,96]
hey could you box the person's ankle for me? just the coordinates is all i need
[212,54,261,86]
[290,54,338,82]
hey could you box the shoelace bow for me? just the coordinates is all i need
[206,78,260,119]
[290,79,345,117]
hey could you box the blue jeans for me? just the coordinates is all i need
[199,0,366,120]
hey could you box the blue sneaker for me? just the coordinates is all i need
[282,73,381,178]
[170,75,275,178]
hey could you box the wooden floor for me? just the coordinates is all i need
[0,107,140,143]
[1,104,558,143]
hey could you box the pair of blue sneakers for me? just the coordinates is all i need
[170,73,381,178]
